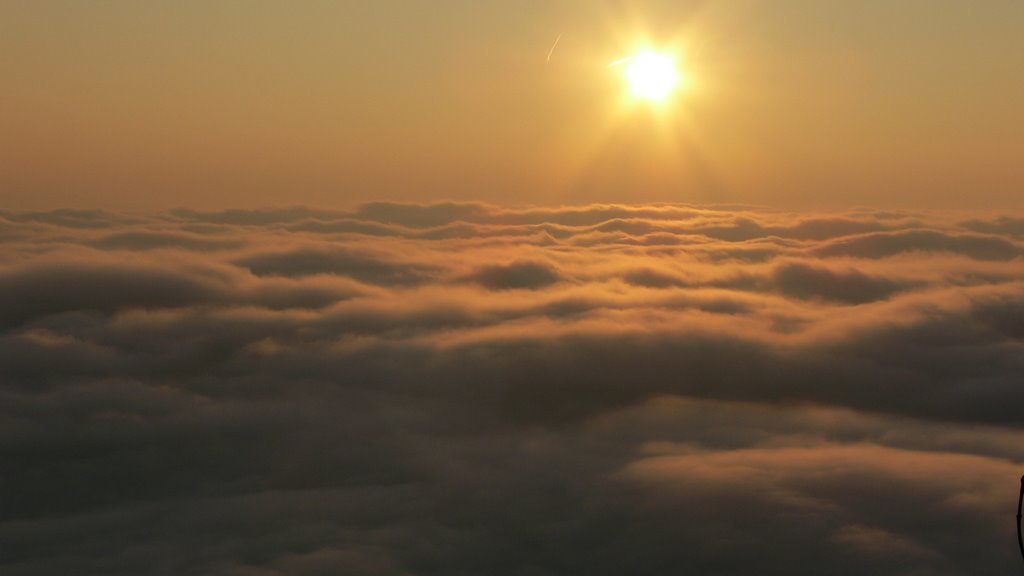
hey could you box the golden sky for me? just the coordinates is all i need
[2,0,1023,209]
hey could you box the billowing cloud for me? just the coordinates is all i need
[237,248,439,286]
[1,203,1023,575]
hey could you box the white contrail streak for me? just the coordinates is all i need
[606,56,634,68]
[546,34,562,62]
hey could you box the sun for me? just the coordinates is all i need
[624,51,680,102]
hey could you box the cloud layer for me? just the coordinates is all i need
[2,203,1024,575]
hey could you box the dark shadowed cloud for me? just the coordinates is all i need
[770,261,910,303]
[90,231,243,251]
[465,261,564,290]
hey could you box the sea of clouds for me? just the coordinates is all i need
[2,202,1024,575]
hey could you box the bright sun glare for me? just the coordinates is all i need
[624,51,680,102]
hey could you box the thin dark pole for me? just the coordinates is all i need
[1017,475,1024,563]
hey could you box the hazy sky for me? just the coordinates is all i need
[3,0,1023,209]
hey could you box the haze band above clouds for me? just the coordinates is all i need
[2,202,1024,575]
